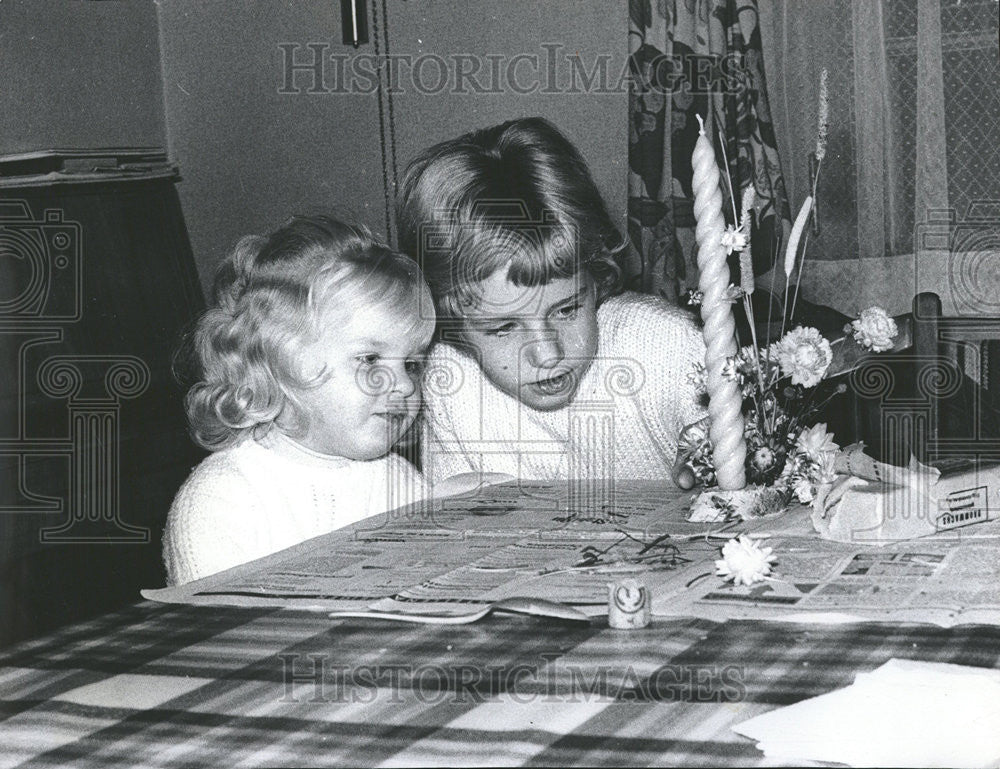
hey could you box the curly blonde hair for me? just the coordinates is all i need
[181,215,432,451]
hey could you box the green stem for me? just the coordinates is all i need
[790,229,811,324]
[717,128,740,225]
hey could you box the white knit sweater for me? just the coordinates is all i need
[421,292,707,483]
[163,432,427,585]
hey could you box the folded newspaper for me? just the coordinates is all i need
[142,479,1000,627]
[812,445,1000,546]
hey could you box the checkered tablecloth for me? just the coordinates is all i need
[4,601,1000,767]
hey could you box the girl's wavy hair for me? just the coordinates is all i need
[179,215,432,451]
[396,117,627,321]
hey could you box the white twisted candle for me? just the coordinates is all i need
[692,115,746,490]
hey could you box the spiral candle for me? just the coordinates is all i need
[692,115,746,490]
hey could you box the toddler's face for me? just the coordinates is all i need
[290,301,433,460]
[457,270,599,411]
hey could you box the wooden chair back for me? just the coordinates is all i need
[850,292,1000,466]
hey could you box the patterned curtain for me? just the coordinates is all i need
[627,0,791,304]
[763,0,1000,318]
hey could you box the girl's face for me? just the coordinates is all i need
[288,299,434,460]
[456,269,599,411]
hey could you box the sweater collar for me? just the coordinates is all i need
[256,430,355,470]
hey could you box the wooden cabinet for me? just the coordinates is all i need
[0,0,208,646]
[0,180,205,647]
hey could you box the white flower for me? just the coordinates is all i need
[723,283,744,303]
[679,417,710,453]
[793,477,815,504]
[851,306,898,352]
[816,451,838,485]
[722,355,740,382]
[796,422,839,462]
[774,326,832,387]
[715,535,777,587]
[687,362,707,394]
[721,225,749,254]
[738,348,758,373]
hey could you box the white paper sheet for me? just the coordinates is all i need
[733,659,1000,767]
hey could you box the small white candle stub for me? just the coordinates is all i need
[608,578,651,629]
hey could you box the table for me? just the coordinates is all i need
[5,600,1000,767]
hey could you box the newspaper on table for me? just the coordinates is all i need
[142,479,1000,627]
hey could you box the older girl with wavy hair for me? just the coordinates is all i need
[398,118,707,484]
